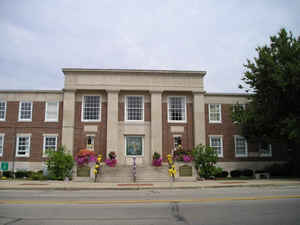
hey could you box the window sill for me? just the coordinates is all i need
[18,120,32,122]
[209,121,222,124]
[235,155,248,158]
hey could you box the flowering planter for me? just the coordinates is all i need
[152,158,162,167]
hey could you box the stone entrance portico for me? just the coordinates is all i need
[61,69,206,166]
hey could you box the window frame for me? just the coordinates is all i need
[234,135,248,157]
[209,135,223,157]
[259,143,272,157]
[208,104,222,123]
[0,101,6,121]
[81,95,101,122]
[45,101,59,122]
[18,101,33,122]
[0,133,4,157]
[16,134,31,158]
[167,96,187,123]
[43,134,58,157]
[125,135,144,157]
[125,95,144,122]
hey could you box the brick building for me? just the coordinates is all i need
[0,69,288,173]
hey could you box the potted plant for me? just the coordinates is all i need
[152,152,162,167]
[105,151,117,167]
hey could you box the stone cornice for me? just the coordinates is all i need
[62,68,206,77]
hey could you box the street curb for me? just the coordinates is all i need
[1,182,300,191]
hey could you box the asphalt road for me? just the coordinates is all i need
[0,186,300,225]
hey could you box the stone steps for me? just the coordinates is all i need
[98,165,170,183]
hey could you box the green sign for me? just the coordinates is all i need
[1,162,8,171]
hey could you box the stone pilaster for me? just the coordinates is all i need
[106,90,119,158]
[62,90,76,154]
[193,91,206,146]
[150,91,163,158]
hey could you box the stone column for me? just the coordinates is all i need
[106,90,119,158]
[193,91,206,146]
[62,90,76,154]
[150,91,163,158]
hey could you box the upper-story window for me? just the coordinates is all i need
[209,135,223,157]
[0,134,4,157]
[125,96,144,121]
[45,101,59,122]
[18,102,32,121]
[0,101,6,121]
[82,96,101,122]
[234,135,248,157]
[168,96,186,122]
[209,104,222,123]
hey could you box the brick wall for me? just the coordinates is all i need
[205,103,288,162]
[0,101,63,162]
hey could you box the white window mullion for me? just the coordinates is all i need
[209,104,222,123]
[234,135,248,157]
[168,96,186,123]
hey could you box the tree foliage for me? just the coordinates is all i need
[46,146,74,180]
[192,144,218,178]
[233,28,300,143]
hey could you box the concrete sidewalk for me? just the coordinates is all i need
[1,179,300,190]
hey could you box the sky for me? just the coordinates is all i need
[0,0,299,93]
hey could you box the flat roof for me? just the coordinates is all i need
[62,68,207,76]
[0,89,63,94]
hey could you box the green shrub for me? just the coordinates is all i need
[46,146,74,180]
[15,170,32,178]
[2,171,13,178]
[192,144,218,179]
[215,170,229,178]
[264,163,293,177]
[242,169,254,177]
[230,170,242,177]
[29,171,47,180]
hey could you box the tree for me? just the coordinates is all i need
[46,146,74,180]
[234,28,300,143]
[233,28,300,175]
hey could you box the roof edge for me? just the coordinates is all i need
[205,92,252,97]
[0,89,63,94]
[62,68,207,76]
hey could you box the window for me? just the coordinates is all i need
[16,134,31,157]
[18,102,32,121]
[209,136,223,157]
[173,135,182,150]
[259,142,272,157]
[168,96,186,122]
[125,96,144,121]
[45,101,59,122]
[0,101,6,121]
[86,135,95,150]
[43,134,58,157]
[234,135,248,157]
[82,96,101,121]
[125,136,144,157]
[0,134,4,157]
[209,104,221,123]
